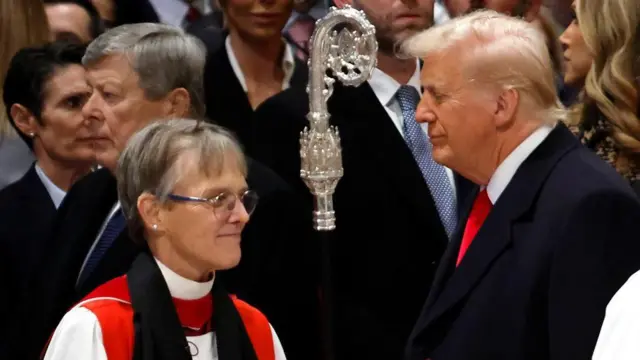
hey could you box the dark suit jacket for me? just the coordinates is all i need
[0,165,57,358]
[203,33,309,150]
[405,124,640,360]
[26,159,313,360]
[252,82,474,360]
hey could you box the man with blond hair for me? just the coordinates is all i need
[403,10,640,360]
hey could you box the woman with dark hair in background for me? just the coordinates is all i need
[0,41,95,359]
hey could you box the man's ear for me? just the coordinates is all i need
[163,88,191,118]
[494,88,519,129]
[10,104,39,138]
[137,192,163,233]
[523,0,543,22]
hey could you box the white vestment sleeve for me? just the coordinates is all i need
[270,324,287,360]
[593,271,640,360]
[43,307,108,360]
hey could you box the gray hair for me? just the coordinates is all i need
[116,119,247,245]
[402,10,567,124]
[83,23,207,118]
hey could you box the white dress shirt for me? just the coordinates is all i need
[34,164,66,209]
[148,0,211,28]
[225,37,296,92]
[434,1,451,25]
[592,270,640,360]
[46,258,287,360]
[485,125,553,204]
[367,62,456,191]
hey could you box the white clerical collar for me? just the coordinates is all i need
[225,36,296,92]
[34,163,66,209]
[486,124,554,204]
[368,59,422,108]
[155,258,214,300]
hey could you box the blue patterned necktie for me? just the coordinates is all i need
[396,85,458,238]
[78,208,126,286]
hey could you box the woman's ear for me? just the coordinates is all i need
[137,193,163,233]
[10,104,39,138]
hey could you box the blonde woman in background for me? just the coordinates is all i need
[559,0,640,358]
[560,0,640,195]
[0,0,50,189]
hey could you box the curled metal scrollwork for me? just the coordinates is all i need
[300,5,378,231]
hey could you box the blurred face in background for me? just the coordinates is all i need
[558,0,592,87]
[91,0,114,24]
[45,3,93,43]
[347,0,435,53]
[444,0,541,21]
[221,0,294,41]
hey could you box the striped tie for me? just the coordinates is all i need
[396,85,458,238]
[78,209,126,286]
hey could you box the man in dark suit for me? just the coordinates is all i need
[26,23,308,360]
[251,0,473,358]
[403,11,640,360]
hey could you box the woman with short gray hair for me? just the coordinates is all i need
[43,119,287,360]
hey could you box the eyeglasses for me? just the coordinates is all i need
[166,190,259,219]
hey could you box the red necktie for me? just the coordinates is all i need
[186,5,202,23]
[456,189,492,266]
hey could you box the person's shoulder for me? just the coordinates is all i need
[67,168,113,196]
[76,276,135,341]
[0,173,27,204]
[60,168,115,211]
[0,166,44,218]
[246,157,292,193]
[255,87,308,117]
[45,295,133,360]
[552,145,638,201]
[231,296,270,325]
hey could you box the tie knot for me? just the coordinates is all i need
[396,85,420,110]
[474,189,493,212]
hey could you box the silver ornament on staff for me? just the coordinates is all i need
[299,5,377,359]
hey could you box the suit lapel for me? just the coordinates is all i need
[204,38,253,133]
[421,184,478,312]
[416,123,580,333]
[79,228,139,297]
